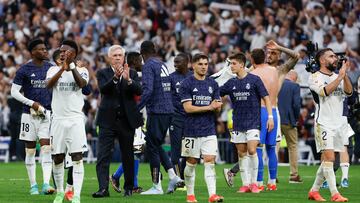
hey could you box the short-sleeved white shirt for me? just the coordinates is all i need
[308,71,349,129]
[46,66,89,119]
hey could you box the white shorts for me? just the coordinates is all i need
[230,129,260,144]
[50,117,88,155]
[314,123,344,153]
[19,113,51,141]
[340,123,354,146]
[276,108,282,142]
[181,135,218,158]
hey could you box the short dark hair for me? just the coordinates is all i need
[140,40,156,55]
[250,49,265,65]
[192,53,208,63]
[52,49,61,62]
[315,48,333,65]
[176,53,190,63]
[62,39,79,55]
[126,52,141,66]
[228,52,246,64]
[27,38,44,51]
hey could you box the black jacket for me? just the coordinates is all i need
[96,67,143,129]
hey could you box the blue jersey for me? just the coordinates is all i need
[220,73,268,131]
[13,60,52,113]
[179,75,220,137]
[138,57,173,114]
[170,71,192,115]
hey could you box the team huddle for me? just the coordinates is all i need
[11,38,352,203]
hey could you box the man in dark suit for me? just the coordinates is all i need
[278,70,302,183]
[92,45,143,198]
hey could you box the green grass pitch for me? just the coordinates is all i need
[1,163,359,203]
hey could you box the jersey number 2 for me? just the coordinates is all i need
[322,131,327,140]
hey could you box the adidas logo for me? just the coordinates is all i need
[31,73,36,77]
[193,88,198,92]
[82,145,87,149]
[160,65,169,77]
[232,86,236,90]
[176,82,180,85]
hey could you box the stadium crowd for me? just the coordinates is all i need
[0,0,360,163]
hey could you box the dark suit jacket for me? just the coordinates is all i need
[96,67,143,129]
[278,79,301,127]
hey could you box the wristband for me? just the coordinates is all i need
[268,115,273,119]
[69,62,76,70]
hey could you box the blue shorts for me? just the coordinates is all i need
[260,107,278,145]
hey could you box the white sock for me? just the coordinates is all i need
[268,179,276,184]
[40,145,52,185]
[248,154,258,184]
[184,162,196,196]
[168,168,177,180]
[239,156,249,186]
[340,163,350,180]
[204,162,216,197]
[322,162,338,196]
[72,160,84,197]
[25,148,37,187]
[311,165,324,191]
[53,162,64,193]
[65,183,73,193]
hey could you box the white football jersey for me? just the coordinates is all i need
[46,66,89,119]
[308,71,349,129]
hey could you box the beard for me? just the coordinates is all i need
[326,62,337,71]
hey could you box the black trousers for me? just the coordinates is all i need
[169,113,186,178]
[96,117,135,191]
[145,114,173,183]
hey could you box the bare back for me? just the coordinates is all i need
[251,64,279,107]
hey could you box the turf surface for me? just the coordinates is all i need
[0,162,359,203]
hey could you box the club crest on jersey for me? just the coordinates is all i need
[246,83,250,89]
[208,86,213,94]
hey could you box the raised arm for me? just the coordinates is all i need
[341,61,353,95]
[46,66,65,89]
[121,66,142,96]
[266,40,300,75]
[96,69,116,95]
[70,63,87,88]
